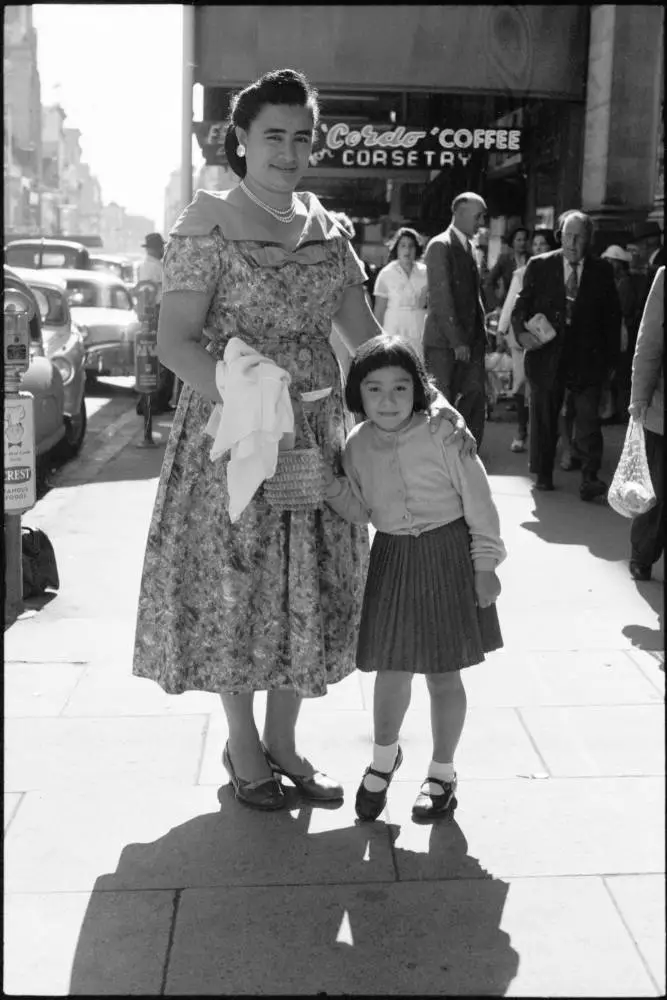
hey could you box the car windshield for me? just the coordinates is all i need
[31,286,68,326]
[65,281,106,308]
[91,259,124,279]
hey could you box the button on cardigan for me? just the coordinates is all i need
[324,413,506,571]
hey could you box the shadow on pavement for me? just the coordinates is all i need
[623,578,665,658]
[68,789,519,995]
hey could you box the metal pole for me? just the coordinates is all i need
[181,5,195,211]
[4,513,24,624]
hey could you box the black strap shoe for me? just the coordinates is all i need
[412,776,458,822]
[355,746,403,822]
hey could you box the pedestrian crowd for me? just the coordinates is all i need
[132,67,663,826]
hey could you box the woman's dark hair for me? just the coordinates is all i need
[387,226,425,261]
[507,225,530,249]
[344,335,437,417]
[531,227,558,251]
[223,68,320,178]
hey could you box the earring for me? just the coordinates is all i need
[237,143,246,157]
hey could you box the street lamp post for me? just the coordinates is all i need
[181,5,195,212]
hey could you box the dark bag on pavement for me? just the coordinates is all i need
[21,527,60,599]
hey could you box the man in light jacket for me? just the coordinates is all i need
[628,266,664,581]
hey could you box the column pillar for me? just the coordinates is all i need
[581,5,663,243]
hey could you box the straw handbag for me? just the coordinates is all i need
[263,409,326,512]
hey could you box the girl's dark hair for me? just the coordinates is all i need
[345,335,437,417]
[387,226,425,261]
[531,227,558,251]
[507,225,530,248]
[223,68,320,178]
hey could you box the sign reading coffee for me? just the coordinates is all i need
[194,121,523,170]
[311,123,523,169]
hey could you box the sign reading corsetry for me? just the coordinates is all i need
[311,123,523,169]
[194,121,523,170]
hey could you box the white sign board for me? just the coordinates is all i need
[4,395,36,513]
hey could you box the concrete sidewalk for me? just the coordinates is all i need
[4,415,665,996]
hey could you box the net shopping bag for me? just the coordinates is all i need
[607,417,657,518]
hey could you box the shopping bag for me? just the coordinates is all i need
[607,418,657,518]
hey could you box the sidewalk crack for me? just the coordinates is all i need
[514,707,552,776]
[160,888,182,995]
[601,876,663,995]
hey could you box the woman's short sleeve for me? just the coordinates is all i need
[342,239,368,289]
[162,234,221,294]
[373,265,391,299]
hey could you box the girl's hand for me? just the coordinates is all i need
[628,402,648,425]
[474,570,501,608]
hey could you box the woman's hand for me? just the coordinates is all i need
[474,570,501,608]
[428,393,477,457]
[628,401,648,425]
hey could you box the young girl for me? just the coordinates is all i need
[323,335,506,823]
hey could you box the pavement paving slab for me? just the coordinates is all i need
[4,783,396,894]
[4,715,208,792]
[603,874,666,992]
[387,776,664,879]
[3,889,174,996]
[4,661,86,717]
[517,705,665,776]
[160,879,658,996]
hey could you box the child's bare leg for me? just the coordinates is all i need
[426,670,467,778]
[363,671,413,792]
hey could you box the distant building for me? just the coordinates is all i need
[4,5,42,235]
[100,203,155,254]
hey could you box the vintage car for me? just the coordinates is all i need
[89,253,137,285]
[5,238,92,271]
[10,267,88,458]
[46,268,142,383]
[3,265,67,461]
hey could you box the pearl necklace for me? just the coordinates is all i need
[240,180,297,224]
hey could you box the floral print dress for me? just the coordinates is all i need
[132,190,369,697]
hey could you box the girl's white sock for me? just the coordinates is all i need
[425,759,456,795]
[363,740,399,792]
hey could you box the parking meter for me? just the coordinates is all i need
[4,289,37,623]
[133,280,160,447]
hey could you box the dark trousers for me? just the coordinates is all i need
[630,428,664,567]
[529,381,603,480]
[425,342,486,448]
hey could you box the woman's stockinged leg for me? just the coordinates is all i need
[426,670,467,764]
[220,692,273,782]
[374,671,414,745]
[263,689,315,777]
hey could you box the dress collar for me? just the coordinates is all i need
[169,188,340,244]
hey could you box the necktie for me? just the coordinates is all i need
[565,264,579,325]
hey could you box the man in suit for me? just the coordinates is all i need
[512,210,622,501]
[423,192,488,447]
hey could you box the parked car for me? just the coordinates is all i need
[89,253,137,285]
[5,238,92,271]
[3,265,67,461]
[9,267,88,458]
[46,268,142,384]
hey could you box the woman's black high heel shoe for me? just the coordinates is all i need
[262,744,344,801]
[222,743,286,811]
[355,746,403,821]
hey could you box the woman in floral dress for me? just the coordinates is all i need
[133,69,473,811]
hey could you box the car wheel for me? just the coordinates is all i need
[57,397,87,460]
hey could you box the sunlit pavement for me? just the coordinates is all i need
[4,409,664,997]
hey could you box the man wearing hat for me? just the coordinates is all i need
[137,232,165,302]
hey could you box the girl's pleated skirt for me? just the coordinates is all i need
[357,518,503,674]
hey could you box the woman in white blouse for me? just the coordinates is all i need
[373,227,428,358]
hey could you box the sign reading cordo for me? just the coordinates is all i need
[310,123,523,170]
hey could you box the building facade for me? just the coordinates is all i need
[4,4,43,235]
[191,4,663,259]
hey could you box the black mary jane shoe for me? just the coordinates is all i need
[580,477,608,503]
[222,743,286,811]
[261,744,344,802]
[354,746,404,822]
[534,476,555,492]
[629,561,652,582]
[411,776,458,823]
